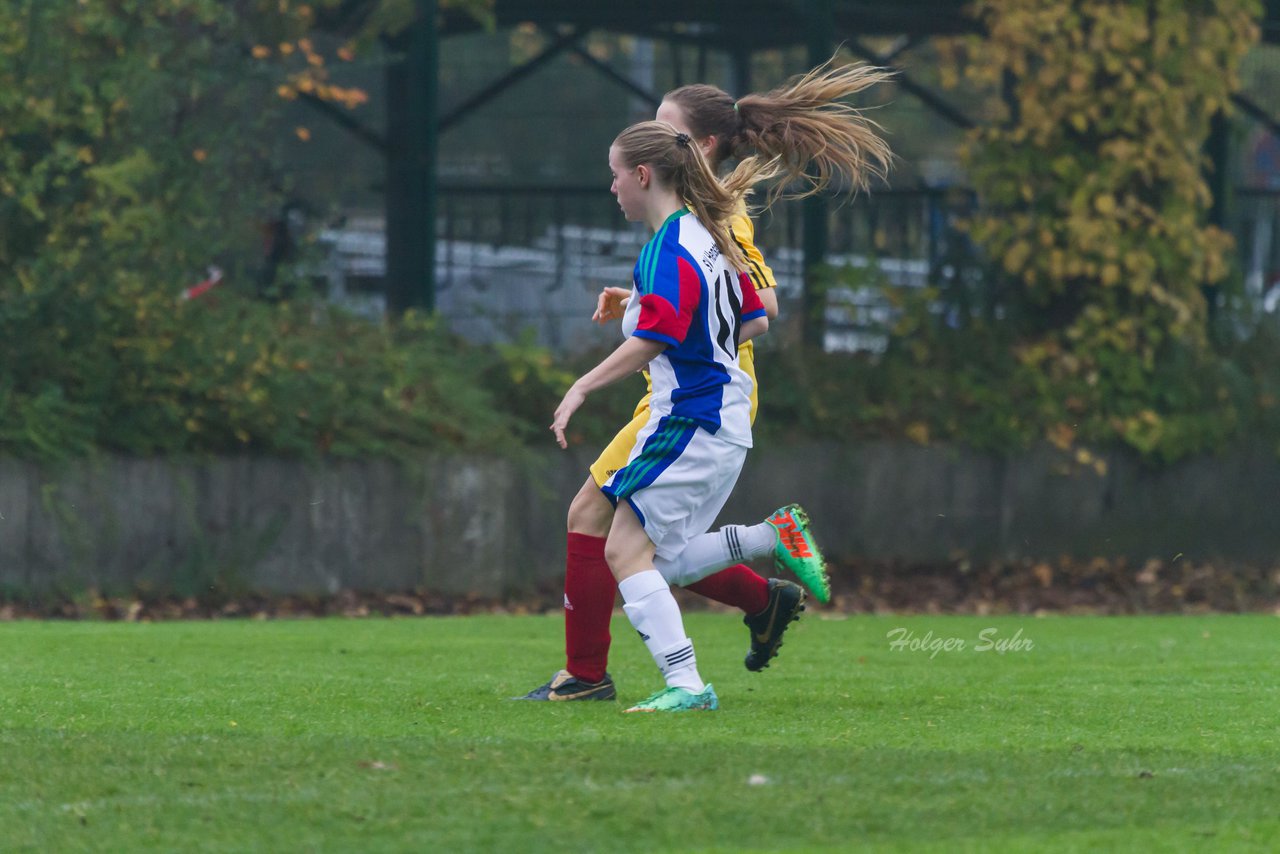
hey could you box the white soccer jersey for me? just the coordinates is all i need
[618,208,766,448]
[601,209,766,557]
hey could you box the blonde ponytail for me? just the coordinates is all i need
[613,121,781,271]
[667,56,894,206]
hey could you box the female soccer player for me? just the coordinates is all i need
[548,119,774,711]
[522,60,894,704]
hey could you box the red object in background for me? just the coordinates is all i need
[181,266,224,301]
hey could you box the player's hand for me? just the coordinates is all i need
[551,385,587,449]
[592,287,631,324]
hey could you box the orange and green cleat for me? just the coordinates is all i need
[765,504,831,604]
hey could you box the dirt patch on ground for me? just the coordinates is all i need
[4,557,1278,620]
[819,556,1280,616]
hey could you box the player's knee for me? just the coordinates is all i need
[602,539,624,576]
[603,539,643,579]
[567,484,613,536]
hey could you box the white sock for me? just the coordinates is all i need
[653,522,777,587]
[618,569,705,692]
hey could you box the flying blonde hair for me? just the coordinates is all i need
[665,57,894,204]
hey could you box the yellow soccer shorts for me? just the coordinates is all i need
[589,341,760,487]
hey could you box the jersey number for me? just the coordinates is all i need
[713,271,743,359]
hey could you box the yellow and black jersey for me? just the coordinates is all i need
[728,210,778,294]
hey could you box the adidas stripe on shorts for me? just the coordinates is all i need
[601,414,746,562]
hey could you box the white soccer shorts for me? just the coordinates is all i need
[601,415,747,562]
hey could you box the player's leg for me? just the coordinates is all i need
[516,403,650,701]
[562,477,617,681]
[514,477,618,702]
[685,566,770,614]
[656,506,831,603]
[604,418,742,712]
[608,502,715,712]
[663,345,828,667]
[653,506,832,672]
[558,406,654,682]
[690,571,807,673]
[513,474,618,701]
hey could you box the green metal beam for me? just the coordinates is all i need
[493,1,979,51]
[1265,0,1280,43]
[803,0,833,349]
[385,0,438,315]
[567,41,662,108]
[298,91,387,154]
[438,27,583,133]
[846,39,974,130]
[1232,92,1280,139]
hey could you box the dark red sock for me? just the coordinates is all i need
[563,533,616,683]
[686,564,771,615]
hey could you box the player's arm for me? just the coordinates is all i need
[555,263,686,449]
[755,284,778,320]
[730,215,779,320]
[736,270,769,343]
[592,286,632,324]
[552,337,665,449]
[740,315,769,342]
[554,254,694,447]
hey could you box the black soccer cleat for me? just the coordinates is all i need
[743,579,806,672]
[514,669,617,701]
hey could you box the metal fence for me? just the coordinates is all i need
[1236,188,1280,310]
[316,184,1280,352]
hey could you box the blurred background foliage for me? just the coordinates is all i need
[2,0,1279,463]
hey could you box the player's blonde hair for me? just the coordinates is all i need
[613,121,782,272]
[665,57,894,204]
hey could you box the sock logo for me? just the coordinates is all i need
[636,630,651,641]
[664,645,694,669]
[724,526,744,562]
[564,594,573,611]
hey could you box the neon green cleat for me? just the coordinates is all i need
[765,504,831,604]
[624,684,719,713]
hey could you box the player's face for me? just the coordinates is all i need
[608,144,644,223]
[656,99,714,161]
[655,99,690,134]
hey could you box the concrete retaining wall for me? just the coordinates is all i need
[1,443,1276,595]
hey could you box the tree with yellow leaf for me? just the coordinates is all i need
[956,0,1261,455]
[778,2,1280,463]
[0,0,501,459]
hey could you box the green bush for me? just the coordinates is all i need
[755,267,1280,464]
[7,267,1278,465]
[0,267,678,461]
[478,332,647,451]
[0,286,534,460]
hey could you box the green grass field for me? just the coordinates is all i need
[2,613,1277,852]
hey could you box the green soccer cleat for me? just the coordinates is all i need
[623,684,719,713]
[765,504,831,604]
[743,578,806,672]
[513,670,617,701]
